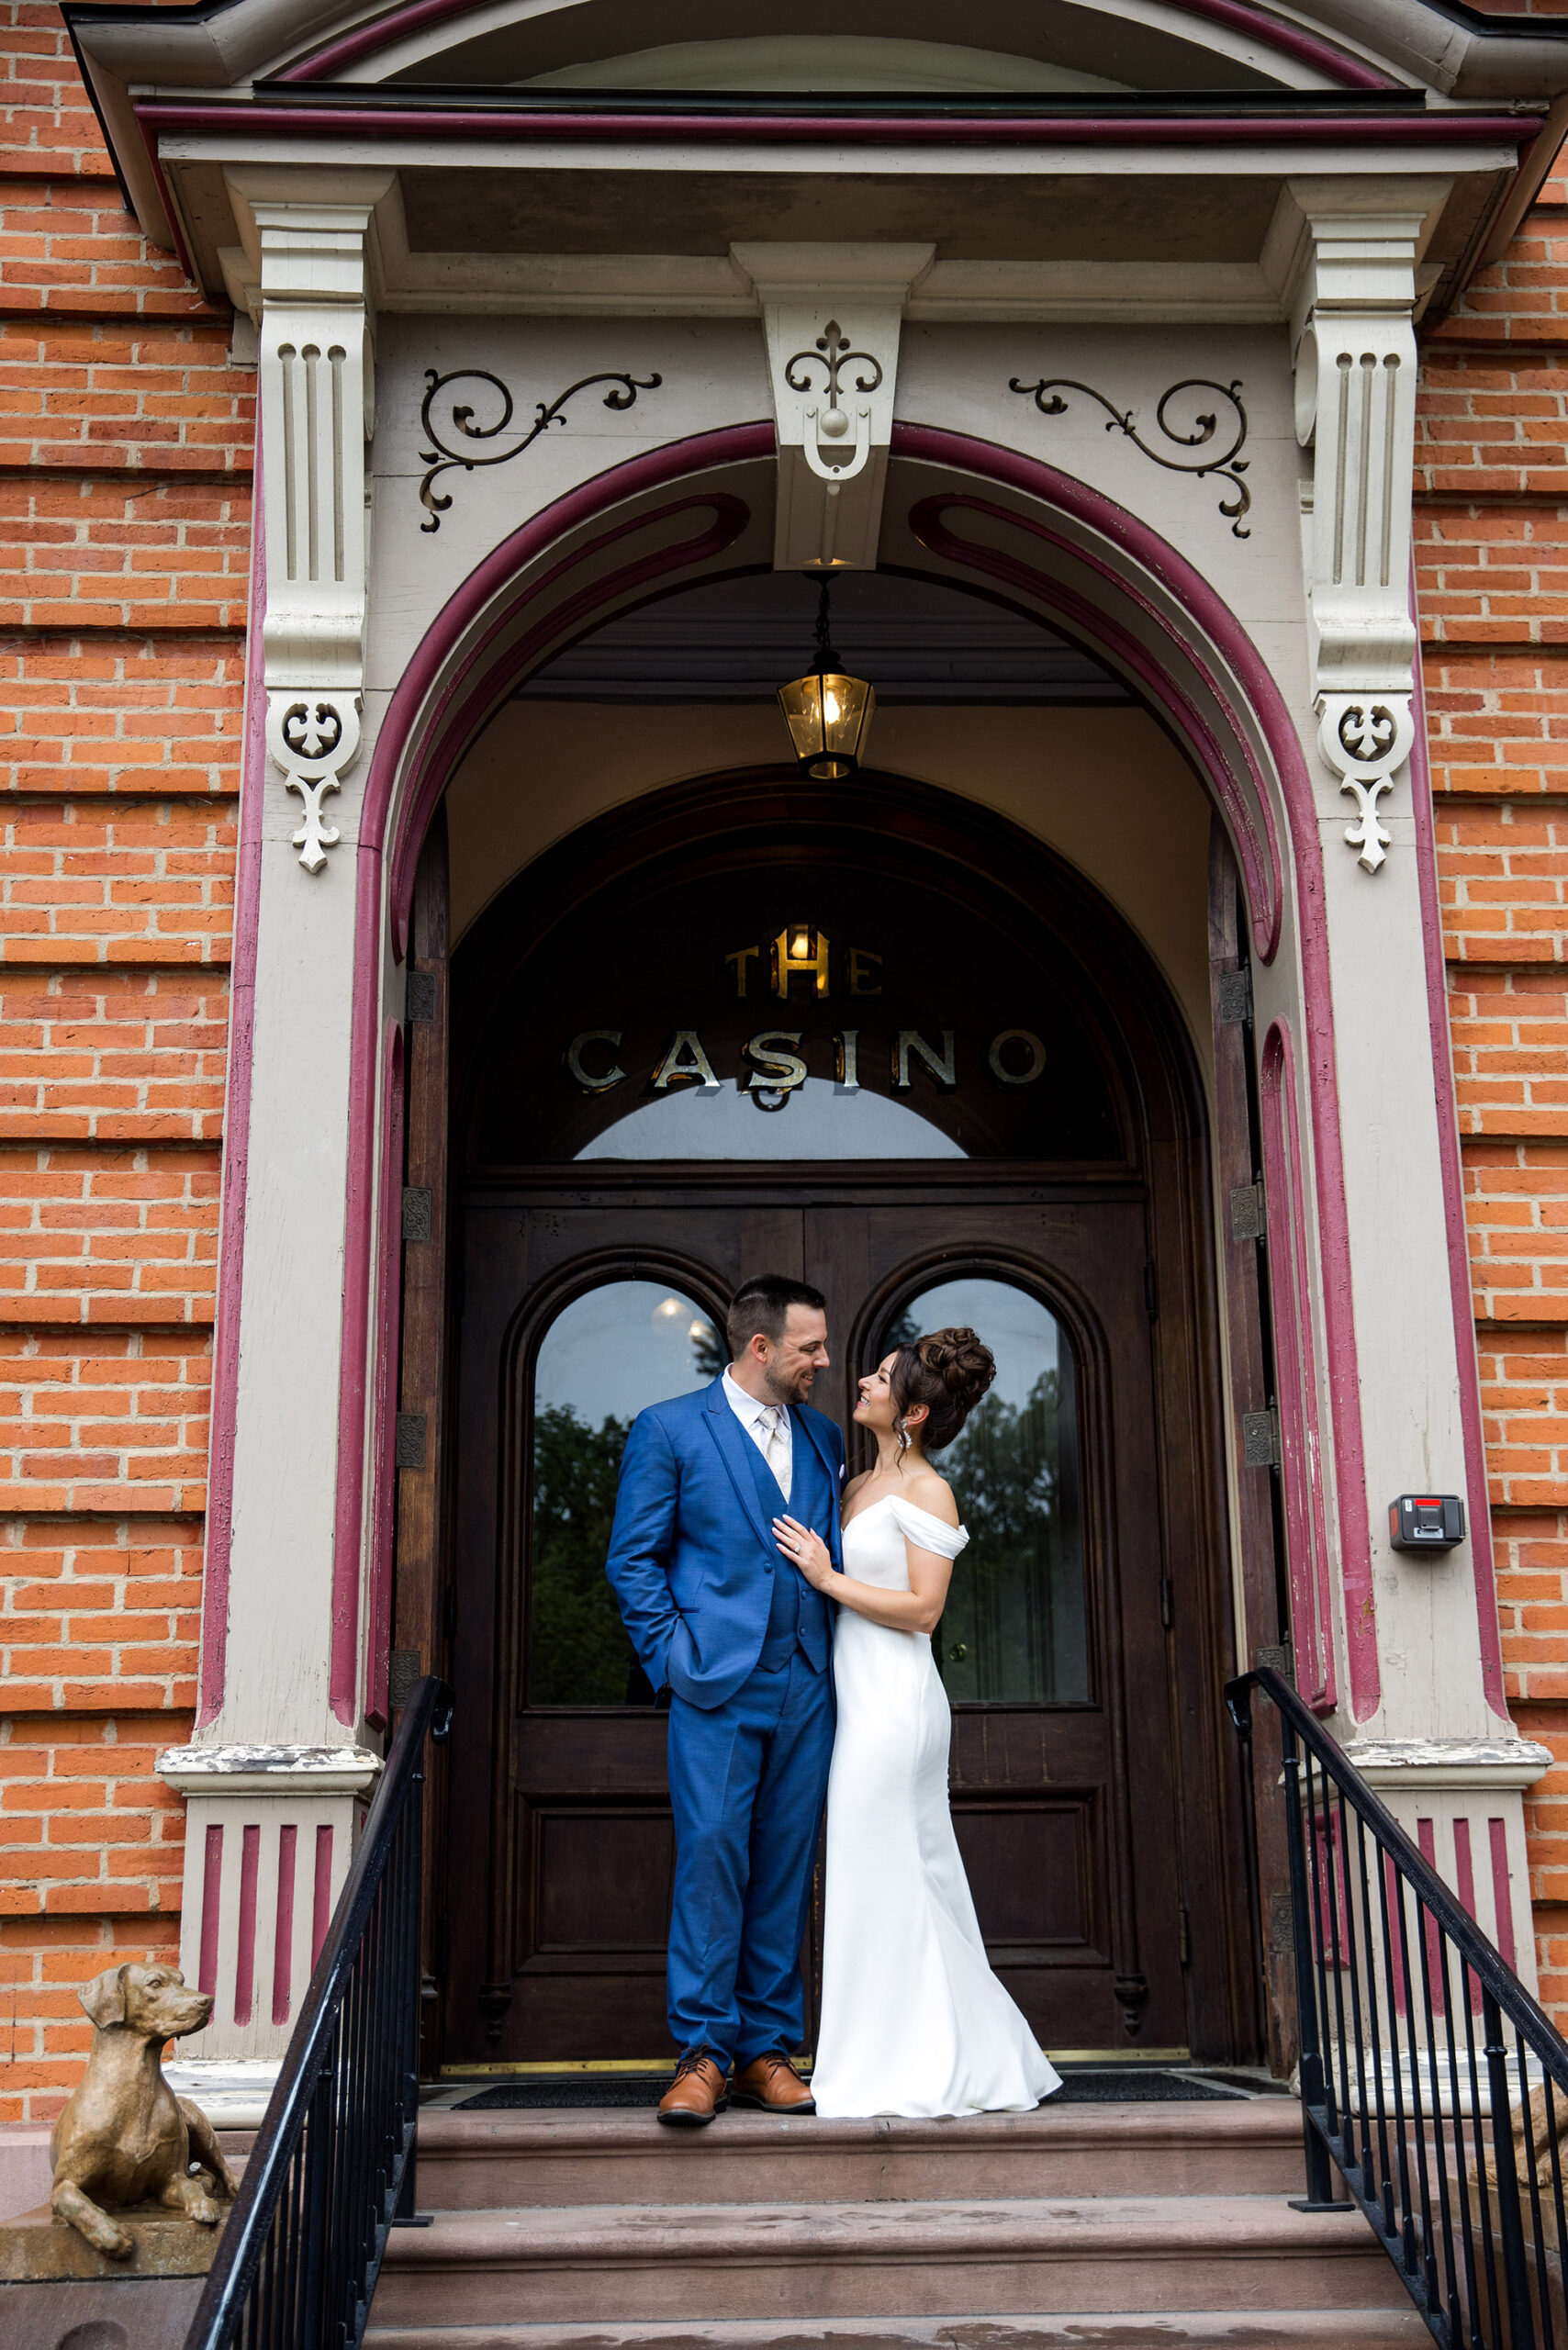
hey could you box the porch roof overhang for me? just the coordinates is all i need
[63,0,1568,319]
[77,84,1551,323]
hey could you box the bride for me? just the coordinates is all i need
[773,1327,1063,2120]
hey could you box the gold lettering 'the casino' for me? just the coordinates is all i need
[772,924,831,1000]
[651,1031,721,1091]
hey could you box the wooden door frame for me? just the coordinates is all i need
[396,768,1277,2070]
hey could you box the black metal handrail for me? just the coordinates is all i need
[1229,1665,1568,2350]
[183,1675,453,2350]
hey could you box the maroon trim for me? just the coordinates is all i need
[271,1822,297,2027]
[324,429,767,1737]
[1260,1020,1337,1714]
[1488,1817,1518,1975]
[198,439,266,1729]
[329,841,389,1726]
[278,0,1391,90]
[233,1821,261,2026]
[364,422,770,927]
[1407,610,1509,1719]
[891,422,1378,1717]
[362,1019,407,1731]
[387,489,754,946]
[311,1822,333,1964]
[135,98,1536,150]
[198,1823,222,1995]
[906,489,1283,961]
[329,417,1381,1728]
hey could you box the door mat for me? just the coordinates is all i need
[454,2069,1241,2111]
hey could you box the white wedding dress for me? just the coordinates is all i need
[810,1494,1064,2119]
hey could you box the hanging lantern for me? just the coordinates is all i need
[777,576,876,780]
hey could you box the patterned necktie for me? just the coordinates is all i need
[759,1405,790,1503]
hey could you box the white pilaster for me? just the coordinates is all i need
[1262,183,1514,1778]
[166,186,390,2061]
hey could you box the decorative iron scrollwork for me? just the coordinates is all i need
[418,365,663,532]
[1008,374,1251,539]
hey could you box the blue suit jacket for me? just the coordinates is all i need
[604,1379,846,1710]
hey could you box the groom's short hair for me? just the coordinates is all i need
[727,1276,826,1360]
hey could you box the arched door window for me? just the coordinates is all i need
[527,1278,721,1705]
[878,1276,1087,1704]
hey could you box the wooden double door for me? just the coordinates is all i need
[442,1169,1191,2065]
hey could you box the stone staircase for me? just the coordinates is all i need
[364,2088,1428,2348]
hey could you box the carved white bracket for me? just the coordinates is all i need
[1265,180,1447,872]
[266,689,362,873]
[1316,691,1416,874]
[732,242,933,572]
[238,186,381,867]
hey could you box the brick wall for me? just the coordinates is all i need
[1422,135,1568,2017]
[0,2,250,2120]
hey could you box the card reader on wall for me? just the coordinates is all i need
[1389,1494,1466,1551]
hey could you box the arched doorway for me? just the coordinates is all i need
[431,768,1249,2067]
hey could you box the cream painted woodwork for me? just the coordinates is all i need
[57,0,1561,2059]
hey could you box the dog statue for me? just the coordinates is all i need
[50,1961,238,2261]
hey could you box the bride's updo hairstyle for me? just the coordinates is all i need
[890,1327,996,1453]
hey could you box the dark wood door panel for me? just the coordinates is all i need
[953,1796,1100,1956]
[445,1188,1198,2065]
[516,1713,668,1796]
[529,1807,676,1956]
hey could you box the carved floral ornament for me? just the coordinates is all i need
[267,692,361,873]
[1316,694,1416,876]
[785,320,884,487]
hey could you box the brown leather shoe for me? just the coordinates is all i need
[731,2052,816,2114]
[657,2053,729,2128]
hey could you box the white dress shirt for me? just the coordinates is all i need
[722,1366,792,1504]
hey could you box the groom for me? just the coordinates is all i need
[605,1274,845,2127]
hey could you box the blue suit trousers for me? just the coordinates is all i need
[665,1646,834,2066]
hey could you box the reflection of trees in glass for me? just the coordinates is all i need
[937,1366,1088,1705]
[528,1404,641,1704]
[882,1308,919,1354]
[690,1320,726,1382]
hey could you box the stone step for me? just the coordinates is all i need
[411,2098,1308,2210]
[367,2317,1430,2350]
[368,2193,1403,2330]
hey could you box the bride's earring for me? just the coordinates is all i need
[896,1419,912,1453]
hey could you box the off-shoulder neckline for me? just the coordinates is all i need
[841,1492,965,1539]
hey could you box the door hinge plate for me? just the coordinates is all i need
[1242,1408,1281,1469]
[1217,967,1252,1024]
[396,1410,427,1469]
[1229,1181,1266,1243]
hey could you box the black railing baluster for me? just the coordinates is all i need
[1484,1988,1538,2350]
[1462,1957,1507,2348]
[182,1678,453,2350]
[1415,1896,1453,2320]
[1355,1807,1397,2233]
[1228,1668,1568,2350]
[1338,1785,1372,2189]
[1278,1713,1338,2207]
[1517,2020,1554,2350]
[1303,1748,1340,2141]
[1439,1933,1483,2349]
[1374,1820,1417,2261]
[1322,1775,1355,2148]
[1546,2072,1568,2349]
